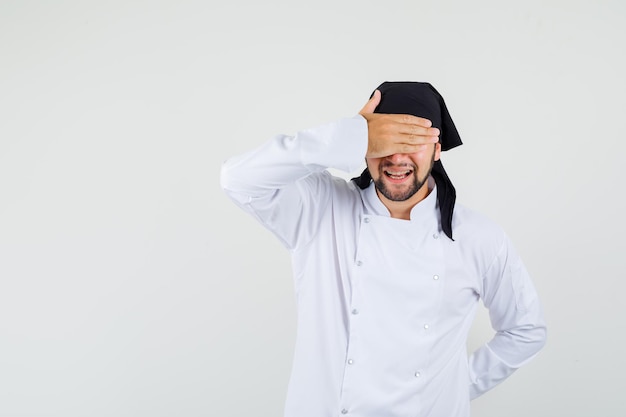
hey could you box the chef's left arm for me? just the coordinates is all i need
[468,234,547,399]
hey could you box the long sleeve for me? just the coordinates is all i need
[468,235,547,399]
[219,115,368,250]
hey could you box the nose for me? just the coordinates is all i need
[385,153,410,164]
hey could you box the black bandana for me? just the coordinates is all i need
[351,81,463,240]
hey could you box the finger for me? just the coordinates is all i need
[396,124,440,138]
[399,144,432,154]
[370,143,431,158]
[359,89,381,115]
[393,114,434,128]
[400,133,440,144]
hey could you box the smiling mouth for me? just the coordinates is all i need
[383,169,414,180]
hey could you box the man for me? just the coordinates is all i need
[220,82,547,417]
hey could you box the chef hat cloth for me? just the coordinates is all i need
[351,81,463,240]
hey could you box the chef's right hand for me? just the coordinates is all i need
[358,89,440,159]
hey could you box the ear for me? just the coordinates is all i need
[434,142,442,161]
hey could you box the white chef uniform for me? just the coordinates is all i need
[220,115,547,417]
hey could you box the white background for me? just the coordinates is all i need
[1,0,625,416]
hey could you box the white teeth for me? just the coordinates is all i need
[384,170,412,177]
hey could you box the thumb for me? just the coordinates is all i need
[359,89,381,115]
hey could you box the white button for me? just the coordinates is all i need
[364,217,370,223]
[356,260,363,266]
[347,359,354,365]
[341,409,348,414]
[351,309,359,315]
[415,371,421,377]
[424,324,429,329]
[433,233,439,239]
[433,275,439,280]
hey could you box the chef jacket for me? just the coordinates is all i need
[220,115,547,417]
